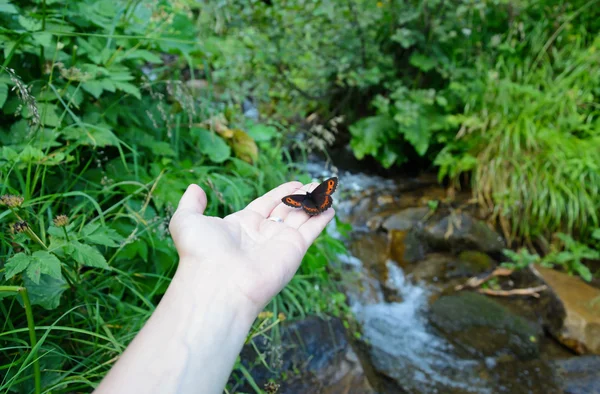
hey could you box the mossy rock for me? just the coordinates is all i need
[429,292,542,360]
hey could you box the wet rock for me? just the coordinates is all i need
[456,250,495,273]
[388,229,427,266]
[348,232,389,284]
[354,266,564,394]
[339,254,384,306]
[429,292,542,360]
[382,207,430,231]
[233,317,374,394]
[532,265,600,354]
[552,355,600,393]
[423,212,505,254]
[404,252,495,293]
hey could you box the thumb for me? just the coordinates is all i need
[176,184,207,215]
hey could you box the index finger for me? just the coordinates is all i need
[245,181,304,218]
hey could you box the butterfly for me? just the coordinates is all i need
[281,177,338,216]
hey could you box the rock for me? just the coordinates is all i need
[348,232,389,284]
[404,252,494,292]
[423,212,505,254]
[552,355,600,394]
[532,265,600,354]
[354,280,564,394]
[429,292,542,360]
[382,207,430,231]
[233,317,374,394]
[388,229,427,266]
[456,250,495,273]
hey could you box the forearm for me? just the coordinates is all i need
[95,260,257,394]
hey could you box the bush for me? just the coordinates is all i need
[0,1,347,392]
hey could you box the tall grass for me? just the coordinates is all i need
[439,19,600,244]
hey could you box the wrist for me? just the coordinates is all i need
[170,257,259,327]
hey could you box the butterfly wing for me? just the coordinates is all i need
[281,194,306,208]
[311,177,338,196]
[301,198,321,216]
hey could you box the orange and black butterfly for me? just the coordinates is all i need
[281,177,338,216]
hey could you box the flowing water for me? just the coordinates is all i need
[303,164,593,394]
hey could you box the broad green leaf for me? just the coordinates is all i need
[83,222,124,247]
[24,274,67,310]
[25,251,63,284]
[349,116,395,159]
[62,126,119,147]
[33,32,53,47]
[113,81,141,99]
[409,52,437,72]
[575,262,592,282]
[0,0,18,14]
[0,146,19,162]
[4,253,32,279]
[0,83,7,108]
[82,80,104,98]
[247,124,277,142]
[19,145,45,163]
[396,118,430,156]
[69,241,111,270]
[18,15,42,31]
[193,128,231,163]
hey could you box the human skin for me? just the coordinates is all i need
[94,181,335,394]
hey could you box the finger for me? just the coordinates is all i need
[298,208,335,245]
[268,203,296,222]
[176,184,207,215]
[245,181,303,218]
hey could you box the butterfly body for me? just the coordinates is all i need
[282,177,338,216]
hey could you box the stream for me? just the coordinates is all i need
[233,165,600,394]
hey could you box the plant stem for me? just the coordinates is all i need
[0,286,42,394]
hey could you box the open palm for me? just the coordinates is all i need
[168,181,335,310]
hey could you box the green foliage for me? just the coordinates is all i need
[502,230,600,281]
[0,1,347,392]
[439,12,600,242]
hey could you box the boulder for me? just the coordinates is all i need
[428,292,542,360]
[532,265,600,354]
[422,212,505,254]
[233,317,374,394]
[382,207,430,231]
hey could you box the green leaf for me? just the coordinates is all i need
[349,116,395,159]
[82,80,104,98]
[4,253,32,279]
[397,119,431,156]
[113,81,141,99]
[33,32,53,47]
[83,222,124,247]
[18,15,42,31]
[574,262,592,282]
[19,145,45,163]
[247,124,277,142]
[0,0,18,14]
[62,126,119,147]
[25,251,63,284]
[409,52,437,72]
[69,241,111,270]
[0,83,7,108]
[24,274,67,310]
[193,128,231,163]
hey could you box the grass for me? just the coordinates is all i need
[444,18,600,244]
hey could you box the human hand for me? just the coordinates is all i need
[168,181,335,315]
